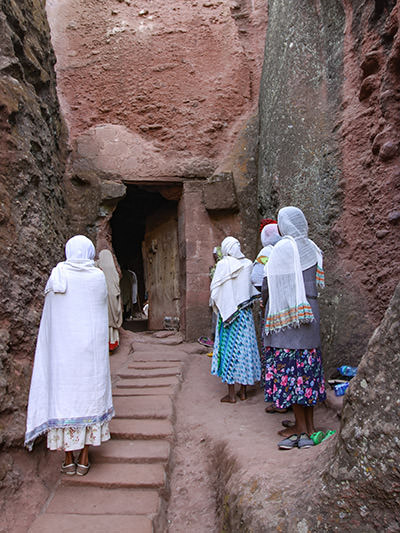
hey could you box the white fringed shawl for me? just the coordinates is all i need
[25,236,114,450]
[265,208,324,335]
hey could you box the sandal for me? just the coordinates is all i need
[198,336,214,347]
[321,430,336,442]
[278,434,299,450]
[298,433,315,449]
[310,431,325,445]
[281,419,295,428]
[265,405,288,414]
[61,462,76,475]
[76,462,91,476]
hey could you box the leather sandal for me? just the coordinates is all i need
[265,405,288,414]
[61,462,76,475]
[76,462,91,476]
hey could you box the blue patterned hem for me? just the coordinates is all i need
[212,307,261,385]
[24,406,115,451]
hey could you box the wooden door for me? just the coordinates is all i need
[142,205,180,330]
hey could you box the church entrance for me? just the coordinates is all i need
[111,184,181,331]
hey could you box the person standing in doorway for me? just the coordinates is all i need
[262,207,326,449]
[97,249,123,353]
[25,235,114,475]
[210,236,261,403]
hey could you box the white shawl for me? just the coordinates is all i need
[252,223,281,287]
[25,236,114,450]
[265,208,324,335]
[98,250,123,329]
[210,237,259,323]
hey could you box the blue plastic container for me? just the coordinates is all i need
[337,365,357,377]
[334,382,349,396]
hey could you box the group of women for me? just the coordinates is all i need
[24,204,325,476]
[210,206,327,450]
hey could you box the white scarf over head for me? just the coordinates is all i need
[45,235,96,294]
[25,235,114,450]
[210,237,259,323]
[98,250,123,329]
[276,207,324,285]
[265,208,324,335]
[252,223,281,287]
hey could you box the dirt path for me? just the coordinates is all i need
[17,328,339,532]
[167,340,340,532]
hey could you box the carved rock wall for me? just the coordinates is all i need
[258,0,400,373]
[46,0,268,179]
[0,0,69,455]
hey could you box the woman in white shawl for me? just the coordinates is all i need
[251,218,281,290]
[97,249,123,352]
[25,235,114,475]
[210,237,261,403]
[261,207,326,450]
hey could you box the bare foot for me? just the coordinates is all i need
[278,427,301,437]
[220,395,236,403]
[237,390,247,401]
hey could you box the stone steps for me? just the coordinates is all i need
[118,367,181,378]
[90,439,170,464]
[112,395,173,419]
[115,376,180,388]
[112,385,176,396]
[30,514,153,533]
[110,418,174,440]
[29,335,188,532]
[45,486,160,515]
[62,463,166,489]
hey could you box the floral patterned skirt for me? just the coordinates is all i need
[263,346,326,409]
[47,422,110,452]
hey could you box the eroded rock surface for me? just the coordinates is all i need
[258,0,400,373]
[0,0,69,489]
[302,281,400,531]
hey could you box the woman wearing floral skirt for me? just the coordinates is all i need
[210,236,261,403]
[261,207,326,449]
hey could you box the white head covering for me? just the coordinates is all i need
[265,207,324,335]
[221,236,245,259]
[277,207,318,270]
[45,235,96,295]
[261,223,280,248]
[252,224,281,288]
[65,235,95,261]
[211,236,259,323]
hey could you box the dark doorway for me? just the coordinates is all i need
[111,184,181,331]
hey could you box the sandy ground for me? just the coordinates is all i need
[167,350,340,532]
[3,330,340,532]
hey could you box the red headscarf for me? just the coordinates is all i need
[259,218,277,233]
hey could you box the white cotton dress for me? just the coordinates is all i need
[25,252,114,452]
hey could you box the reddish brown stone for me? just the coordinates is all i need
[109,419,173,440]
[46,486,160,515]
[379,140,398,160]
[62,463,165,489]
[30,514,152,533]
[359,74,379,100]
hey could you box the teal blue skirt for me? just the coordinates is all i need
[211,307,261,385]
